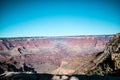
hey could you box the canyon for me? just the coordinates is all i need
[0,35,113,74]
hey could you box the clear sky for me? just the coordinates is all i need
[0,0,120,37]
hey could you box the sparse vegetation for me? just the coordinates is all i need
[86,59,113,76]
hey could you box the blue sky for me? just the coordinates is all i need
[0,0,120,37]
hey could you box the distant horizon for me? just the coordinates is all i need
[0,33,115,38]
[0,30,118,38]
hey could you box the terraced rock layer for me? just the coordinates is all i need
[0,35,112,74]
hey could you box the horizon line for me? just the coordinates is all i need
[0,34,115,39]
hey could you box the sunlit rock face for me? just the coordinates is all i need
[0,35,113,74]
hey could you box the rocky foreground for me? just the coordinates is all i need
[0,72,120,80]
[0,33,120,80]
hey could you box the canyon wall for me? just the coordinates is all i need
[0,35,113,74]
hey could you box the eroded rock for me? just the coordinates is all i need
[86,33,120,76]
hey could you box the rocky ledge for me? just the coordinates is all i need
[0,72,120,80]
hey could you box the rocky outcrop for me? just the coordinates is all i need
[86,33,120,76]
[0,56,35,74]
[0,72,120,80]
[53,33,120,75]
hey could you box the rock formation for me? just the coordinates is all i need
[0,33,120,80]
[0,35,112,74]
[86,33,120,76]
[53,33,120,75]
[1,72,120,80]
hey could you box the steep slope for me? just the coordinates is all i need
[53,33,120,75]
[86,33,120,76]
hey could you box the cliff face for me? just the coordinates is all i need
[54,33,120,75]
[0,35,112,74]
[0,36,112,56]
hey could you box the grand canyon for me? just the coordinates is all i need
[0,33,120,80]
